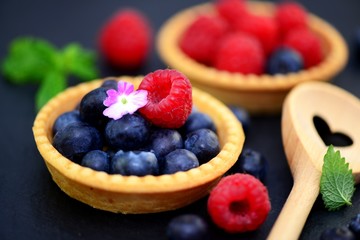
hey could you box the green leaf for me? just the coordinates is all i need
[35,71,67,111]
[320,145,355,211]
[1,37,58,84]
[62,43,98,81]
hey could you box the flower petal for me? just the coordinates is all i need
[103,89,119,106]
[128,90,148,108]
[117,81,134,95]
[103,102,128,120]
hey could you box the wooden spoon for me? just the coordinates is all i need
[268,82,360,240]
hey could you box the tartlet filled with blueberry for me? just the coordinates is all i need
[32,69,245,214]
[157,0,348,114]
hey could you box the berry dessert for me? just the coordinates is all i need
[157,0,348,113]
[177,0,324,75]
[33,70,245,213]
[207,173,271,233]
[98,8,152,69]
[52,69,218,176]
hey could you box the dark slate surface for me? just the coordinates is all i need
[0,0,360,239]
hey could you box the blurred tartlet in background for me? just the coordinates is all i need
[157,0,348,114]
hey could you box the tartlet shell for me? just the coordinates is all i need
[32,76,245,213]
[157,1,348,114]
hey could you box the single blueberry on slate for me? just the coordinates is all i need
[147,129,183,161]
[184,129,220,164]
[181,112,216,135]
[228,105,250,135]
[52,110,81,135]
[167,214,208,240]
[349,214,360,238]
[81,150,110,173]
[105,113,150,151]
[320,226,356,240]
[79,87,109,130]
[227,148,268,182]
[53,122,103,163]
[100,79,118,89]
[111,150,159,176]
[162,149,199,174]
[266,47,303,75]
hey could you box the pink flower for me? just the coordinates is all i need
[103,81,148,120]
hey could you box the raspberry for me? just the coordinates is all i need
[275,2,308,36]
[138,69,192,128]
[215,0,247,27]
[207,174,271,233]
[179,15,229,65]
[98,9,152,69]
[213,32,265,74]
[234,13,280,55]
[283,28,324,68]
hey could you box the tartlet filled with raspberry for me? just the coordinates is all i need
[157,0,348,114]
[32,70,245,214]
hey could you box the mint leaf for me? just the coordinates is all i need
[320,145,355,211]
[1,36,99,111]
[1,37,58,84]
[35,71,66,111]
[62,43,98,81]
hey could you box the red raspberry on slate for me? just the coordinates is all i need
[138,69,192,129]
[283,28,324,68]
[215,0,247,27]
[214,32,265,74]
[234,13,280,56]
[179,15,229,65]
[275,2,308,36]
[207,173,271,233]
[99,9,152,69]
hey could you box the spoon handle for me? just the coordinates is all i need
[267,167,320,240]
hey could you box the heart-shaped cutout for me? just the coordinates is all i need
[313,115,353,147]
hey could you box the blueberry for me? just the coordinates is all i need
[320,226,356,240]
[162,149,199,174]
[228,149,268,182]
[53,122,103,163]
[167,214,208,240]
[349,214,360,238]
[81,150,110,172]
[229,105,250,134]
[79,87,109,129]
[52,110,81,135]
[184,129,220,164]
[147,129,183,161]
[181,112,216,135]
[101,79,118,89]
[105,113,150,151]
[111,150,159,176]
[266,47,303,75]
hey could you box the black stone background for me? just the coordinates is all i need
[1,0,360,239]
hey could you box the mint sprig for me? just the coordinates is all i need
[1,37,99,110]
[320,145,355,211]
